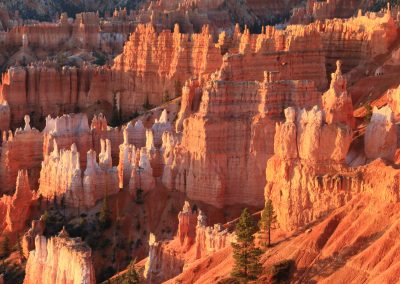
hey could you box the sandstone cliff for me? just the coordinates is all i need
[163,55,322,208]
[23,229,96,284]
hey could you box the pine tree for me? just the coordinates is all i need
[124,259,141,284]
[259,199,277,248]
[231,208,263,282]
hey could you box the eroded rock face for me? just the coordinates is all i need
[22,217,45,259]
[0,115,43,194]
[290,0,379,24]
[266,105,354,231]
[144,202,232,283]
[163,58,322,208]
[322,60,354,127]
[83,143,119,208]
[39,140,119,208]
[23,230,96,284]
[0,170,33,233]
[364,106,397,161]
[43,113,92,168]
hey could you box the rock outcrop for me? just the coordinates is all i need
[23,229,96,284]
[364,105,397,161]
[163,57,322,208]
[322,60,354,127]
[144,202,232,283]
[22,217,45,259]
[266,105,354,231]
[0,170,33,233]
[39,140,119,208]
[0,115,43,194]
[43,113,92,168]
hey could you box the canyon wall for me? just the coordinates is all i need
[265,61,355,231]
[1,9,395,129]
[24,229,96,284]
[162,54,322,208]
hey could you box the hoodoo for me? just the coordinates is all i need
[1,1,400,283]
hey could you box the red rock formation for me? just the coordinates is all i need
[164,57,322,208]
[84,146,119,207]
[364,105,397,161]
[0,115,43,194]
[39,139,119,208]
[91,114,123,165]
[290,0,377,24]
[22,217,45,259]
[144,202,232,283]
[43,113,92,168]
[0,170,33,234]
[306,10,398,74]
[322,60,355,127]
[266,105,353,231]
[262,158,400,283]
[38,142,83,205]
[117,128,137,189]
[24,229,96,284]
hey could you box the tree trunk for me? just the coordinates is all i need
[268,227,271,246]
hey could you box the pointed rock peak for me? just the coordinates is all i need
[134,120,144,129]
[335,60,342,75]
[197,210,207,227]
[15,169,31,195]
[71,143,78,153]
[58,226,69,238]
[158,109,168,124]
[285,107,296,123]
[24,114,31,131]
[174,23,180,34]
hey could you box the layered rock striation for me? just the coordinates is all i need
[0,115,43,193]
[162,57,322,208]
[23,229,96,284]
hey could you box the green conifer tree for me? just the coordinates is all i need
[259,199,277,248]
[231,208,263,282]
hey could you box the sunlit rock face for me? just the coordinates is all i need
[38,139,118,209]
[162,55,322,208]
[0,169,33,234]
[364,106,397,161]
[22,217,46,259]
[0,115,43,194]
[144,202,233,283]
[266,104,354,231]
[24,230,96,284]
[322,60,354,128]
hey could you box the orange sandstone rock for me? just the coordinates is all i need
[24,230,96,284]
[0,170,33,233]
[364,105,397,161]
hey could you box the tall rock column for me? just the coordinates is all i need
[23,230,96,284]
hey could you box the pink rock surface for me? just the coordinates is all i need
[24,230,96,284]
